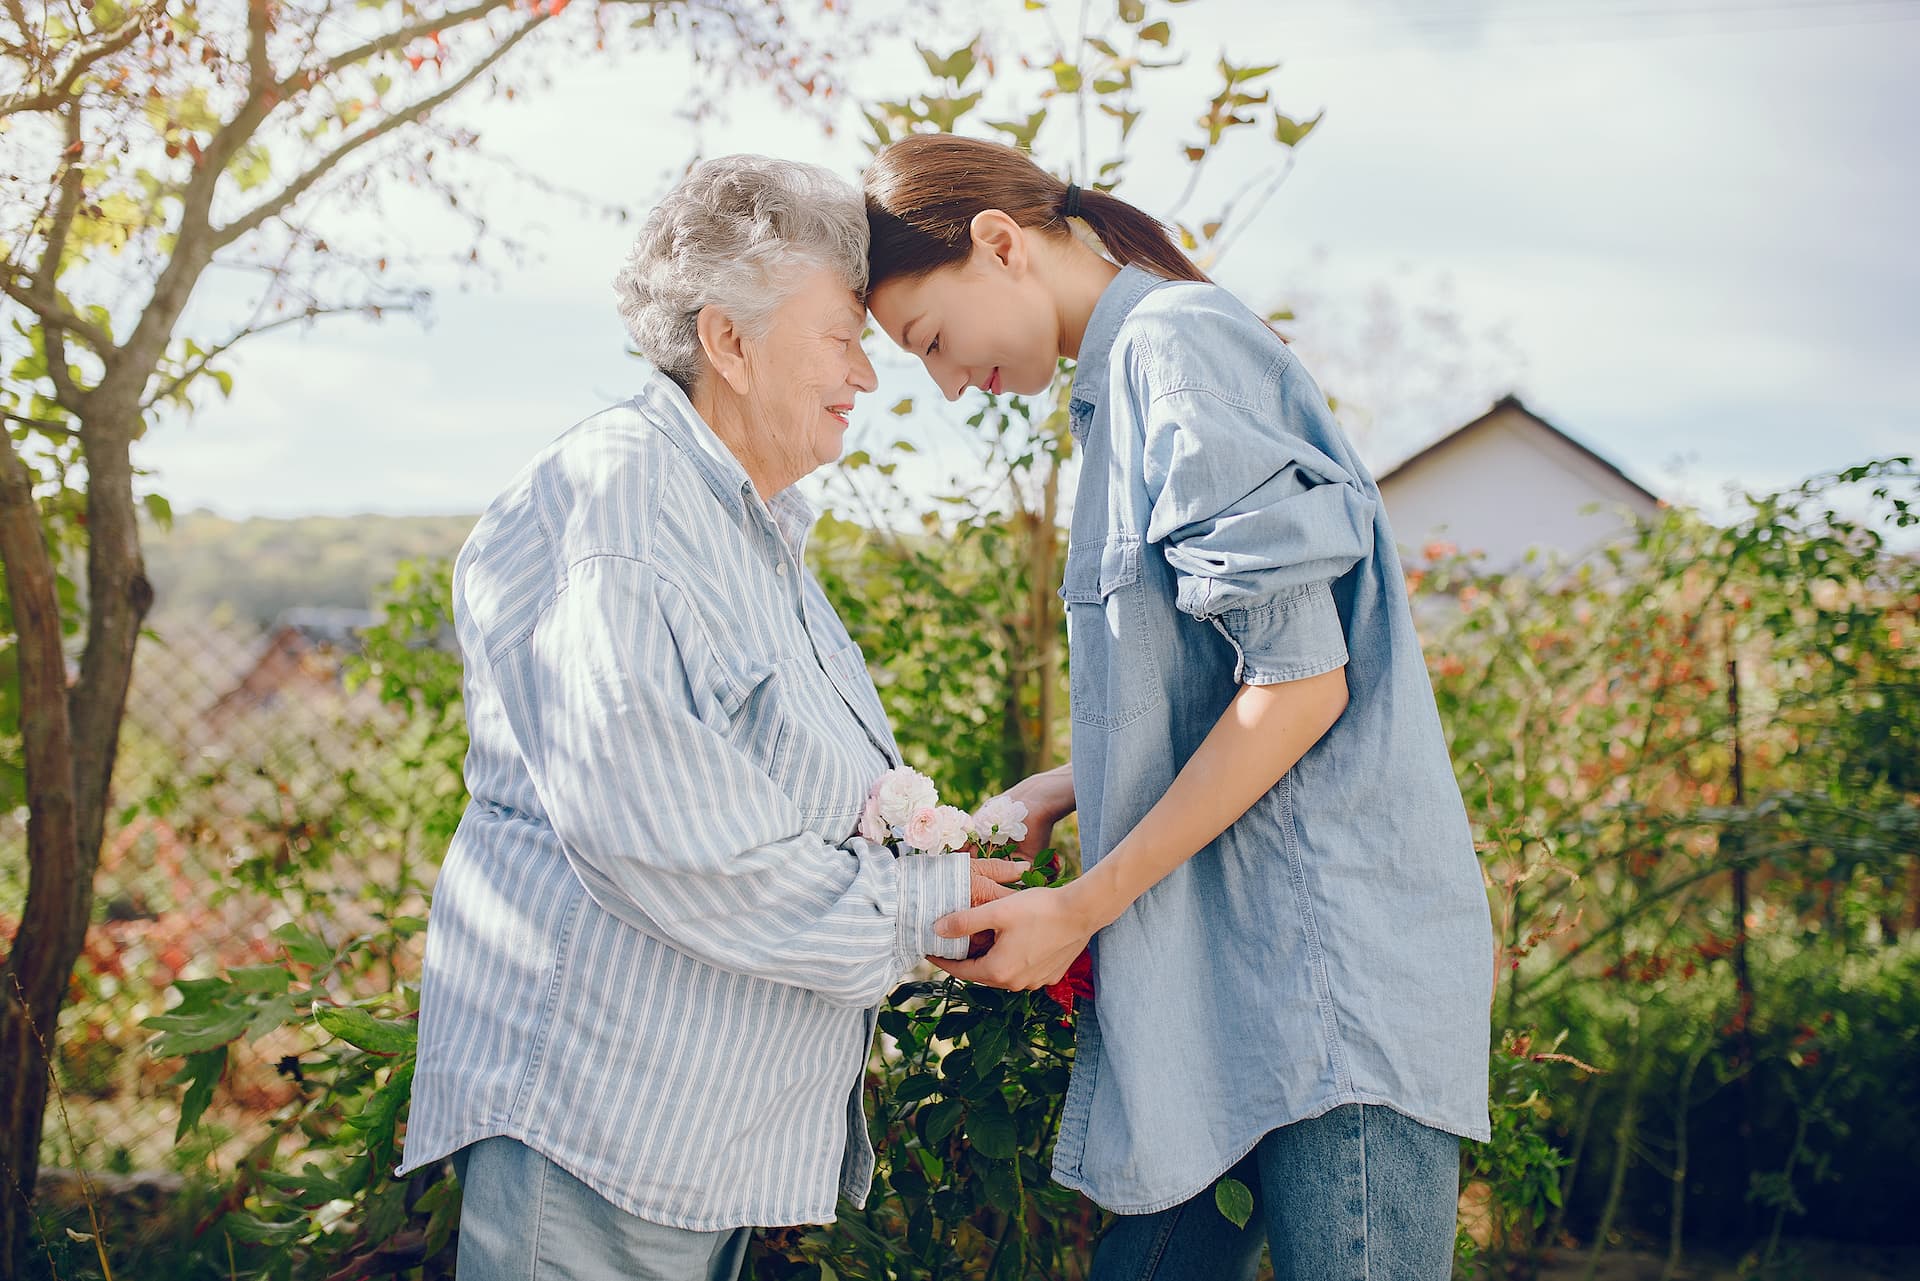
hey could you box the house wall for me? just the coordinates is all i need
[1377,407,1659,570]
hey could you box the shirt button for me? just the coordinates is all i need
[776,563,788,577]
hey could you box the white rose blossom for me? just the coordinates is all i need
[971,796,1031,848]
[871,767,939,830]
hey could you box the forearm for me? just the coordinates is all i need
[1069,666,1349,930]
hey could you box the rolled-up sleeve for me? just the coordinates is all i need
[488,552,969,1008]
[1139,350,1376,684]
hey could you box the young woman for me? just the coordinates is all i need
[864,134,1494,1280]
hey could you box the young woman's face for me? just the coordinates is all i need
[868,237,1062,402]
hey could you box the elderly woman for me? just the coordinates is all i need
[397,156,1018,1279]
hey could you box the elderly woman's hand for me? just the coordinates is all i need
[966,856,1029,958]
[928,882,1099,988]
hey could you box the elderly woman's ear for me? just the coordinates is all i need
[695,304,752,396]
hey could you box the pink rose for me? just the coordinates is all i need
[858,794,888,844]
[904,806,943,852]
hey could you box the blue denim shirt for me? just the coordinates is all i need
[1052,266,1493,1214]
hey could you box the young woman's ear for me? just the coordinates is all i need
[696,305,751,395]
[968,209,1029,276]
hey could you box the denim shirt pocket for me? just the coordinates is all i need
[1061,533,1163,730]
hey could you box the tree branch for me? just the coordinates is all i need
[287,0,522,95]
[0,3,153,119]
[0,277,115,366]
[32,102,98,412]
[215,13,547,252]
[2,412,79,438]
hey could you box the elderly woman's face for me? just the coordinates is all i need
[741,268,877,479]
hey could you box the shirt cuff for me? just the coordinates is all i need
[1212,580,1349,684]
[895,851,972,965]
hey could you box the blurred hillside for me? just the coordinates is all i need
[142,511,476,630]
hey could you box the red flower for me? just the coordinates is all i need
[1043,950,1095,1025]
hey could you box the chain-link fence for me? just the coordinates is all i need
[4,610,437,1180]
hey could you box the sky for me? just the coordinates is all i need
[132,0,1920,524]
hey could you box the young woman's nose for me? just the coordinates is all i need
[929,355,967,402]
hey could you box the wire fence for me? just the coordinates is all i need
[2,611,433,1180]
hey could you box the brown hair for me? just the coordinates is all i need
[864,134,1209,291]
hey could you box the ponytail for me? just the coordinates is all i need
[864,134,1208,291]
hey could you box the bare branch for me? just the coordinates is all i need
[0,3,154,119]
[288,0,521,94]
[216,13,547,251]
[32,102,98,411]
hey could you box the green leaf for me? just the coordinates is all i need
[273,922,332,968]
[219,1212,305,1246]
[1273,109,1324,148]
[895,1074,942,1103]
[314,1003,416,1055]
[970,1022,1010,1074]
[227,963,290,994]
[171,1048,225,1140]
[1215,1175,1254,1228]
[966,1102,1017,1159]
[146,1003,251,1059]
[1118,0,1146,22]
[1139,20,1171,44]
[987,109,1047,149]
[922,1097,964,1143]
[141,492,173,529]
[890,397,914,416]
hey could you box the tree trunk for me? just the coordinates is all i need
[1580,1028,1643,1281]
[0,437,82,1276]
[0,414,150,1277]
[1659,1041,1706,1281]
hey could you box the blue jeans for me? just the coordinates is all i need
[1088,1105,1460,1281]
[452,1136,750,1281]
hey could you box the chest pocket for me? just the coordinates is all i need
[1061,532,1163,730]
[726,646,890,837]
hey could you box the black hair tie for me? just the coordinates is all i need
[1062,182,1082,220]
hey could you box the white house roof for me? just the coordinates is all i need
[1376,394,1659,505]
[1376,395,1661,569]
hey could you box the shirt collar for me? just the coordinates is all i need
[636,368,817,556]
[1067,263,1170,427]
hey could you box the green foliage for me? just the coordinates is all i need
[1457,1030,1586,1274]
[1417,457,1920,1268]
[761,848,1099,1280]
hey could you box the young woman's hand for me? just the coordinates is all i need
[966,855,1030,957]
[988,764,1076,865]
[927,883,1100,989]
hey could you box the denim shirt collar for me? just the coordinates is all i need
[636,368,816,557]
[1066,263,1170,441]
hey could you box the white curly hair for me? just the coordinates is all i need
[612,154,869,393]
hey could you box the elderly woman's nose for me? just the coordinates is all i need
[848,339,879,393]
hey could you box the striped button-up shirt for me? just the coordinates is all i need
[398,370,973,1230]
